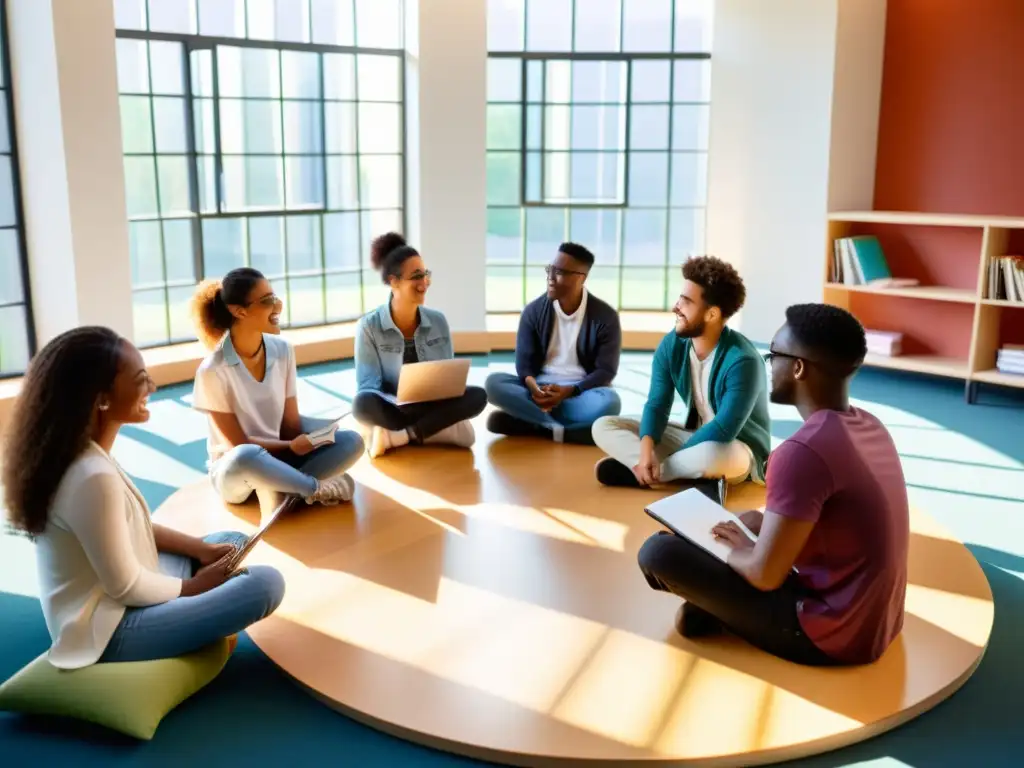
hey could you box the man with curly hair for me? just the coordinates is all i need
[592,256,770,503]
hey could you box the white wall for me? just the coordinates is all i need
[7,0,134,346]
[705,0,886,342]
[405,0,488,334]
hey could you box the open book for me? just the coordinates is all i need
[306,416,345,448]
[644,488,757,564]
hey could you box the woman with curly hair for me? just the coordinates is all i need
[353,232,487,457]
[190,268,364,513]
[1,327,285,668]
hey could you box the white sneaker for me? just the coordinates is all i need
[304,473,354,506]
[368,427,410,458]
[424,420,476,448]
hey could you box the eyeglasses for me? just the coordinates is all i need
[762,350,801,365]
[764,349,862,374]
[247,293,281,308]
[400,270,432,282]
[545,265,587,279]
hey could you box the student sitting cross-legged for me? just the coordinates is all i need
[190,268,364,515]
[2,327,285,667]
[592,256,770,502]
[353,232,487,458]
[637,304,910,666]
[484,242,622,445]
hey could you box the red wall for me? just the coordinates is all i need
[873,0,1024,215]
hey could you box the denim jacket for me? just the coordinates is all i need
[354,302,453,393]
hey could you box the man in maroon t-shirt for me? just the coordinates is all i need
[637,303,909,665]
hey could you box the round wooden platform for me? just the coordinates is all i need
[154,432,993,766]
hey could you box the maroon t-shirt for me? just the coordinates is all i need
[766,407,909,664]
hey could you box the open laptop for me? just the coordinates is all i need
[380,358,472,406]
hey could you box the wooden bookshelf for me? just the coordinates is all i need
[824,211,1024,402]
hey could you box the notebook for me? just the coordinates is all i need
[644,488,757,564]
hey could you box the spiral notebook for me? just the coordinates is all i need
[644,488,757,564]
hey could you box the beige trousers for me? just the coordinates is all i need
[592,416,753,483]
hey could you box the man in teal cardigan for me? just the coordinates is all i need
[592,256,771,501]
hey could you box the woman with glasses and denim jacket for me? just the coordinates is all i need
[353,232,487,458]
[189,268,364,515]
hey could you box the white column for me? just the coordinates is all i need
[404,0,488,335]
[7,0,133,347]
[705,0,886,342]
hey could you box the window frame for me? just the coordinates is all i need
[0,0,35,379]
[116,19,408,347]
[495,50,710,210]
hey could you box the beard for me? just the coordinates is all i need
[769,380,794,405]
[674,317,706,338]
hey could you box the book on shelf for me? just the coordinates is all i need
[996,344,1024,376]
[865,329,902,357]
[986,255,1024,302]
[830,235,920,289]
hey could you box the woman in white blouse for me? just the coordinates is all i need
[190,268,364,514]
[1,327,285,669]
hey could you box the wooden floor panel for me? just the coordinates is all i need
[154,431,992,766]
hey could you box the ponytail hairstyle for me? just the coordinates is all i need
[190,267,265,350]
[369,232,419,285]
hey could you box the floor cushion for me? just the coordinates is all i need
[0,638,231,740]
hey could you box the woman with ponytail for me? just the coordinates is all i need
[353,232,487,457]
[190,268,364,513]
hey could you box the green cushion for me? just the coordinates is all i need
[0,639,231,740]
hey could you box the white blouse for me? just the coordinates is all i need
[34,442,182,669]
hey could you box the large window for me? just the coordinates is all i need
[486,0,712,313]
[0,0,32,376]
[114,0,404,347]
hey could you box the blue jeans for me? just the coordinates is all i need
[210,416,364,508]
[99,531,285,663]
[484,372,622,430]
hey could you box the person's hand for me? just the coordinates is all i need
[181,552,237,597]
[711,520,755,551]
[196,540,237,567]
[737,510,764,536]
[538,384,574,409]
[633,437,660,486]
[290,434,315,456]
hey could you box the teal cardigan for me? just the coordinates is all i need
[640,326,771,483]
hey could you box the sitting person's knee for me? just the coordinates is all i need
[245,566,286,613]
[466,385,489,412]
[600,388,623,414]
[637,531,677,574]
[223,443,266,471]
[352,390,378,416]
[591,414,621,439]
[483,372,516,401]
[336,429,366,456]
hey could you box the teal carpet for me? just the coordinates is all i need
[2,354,1022,767]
